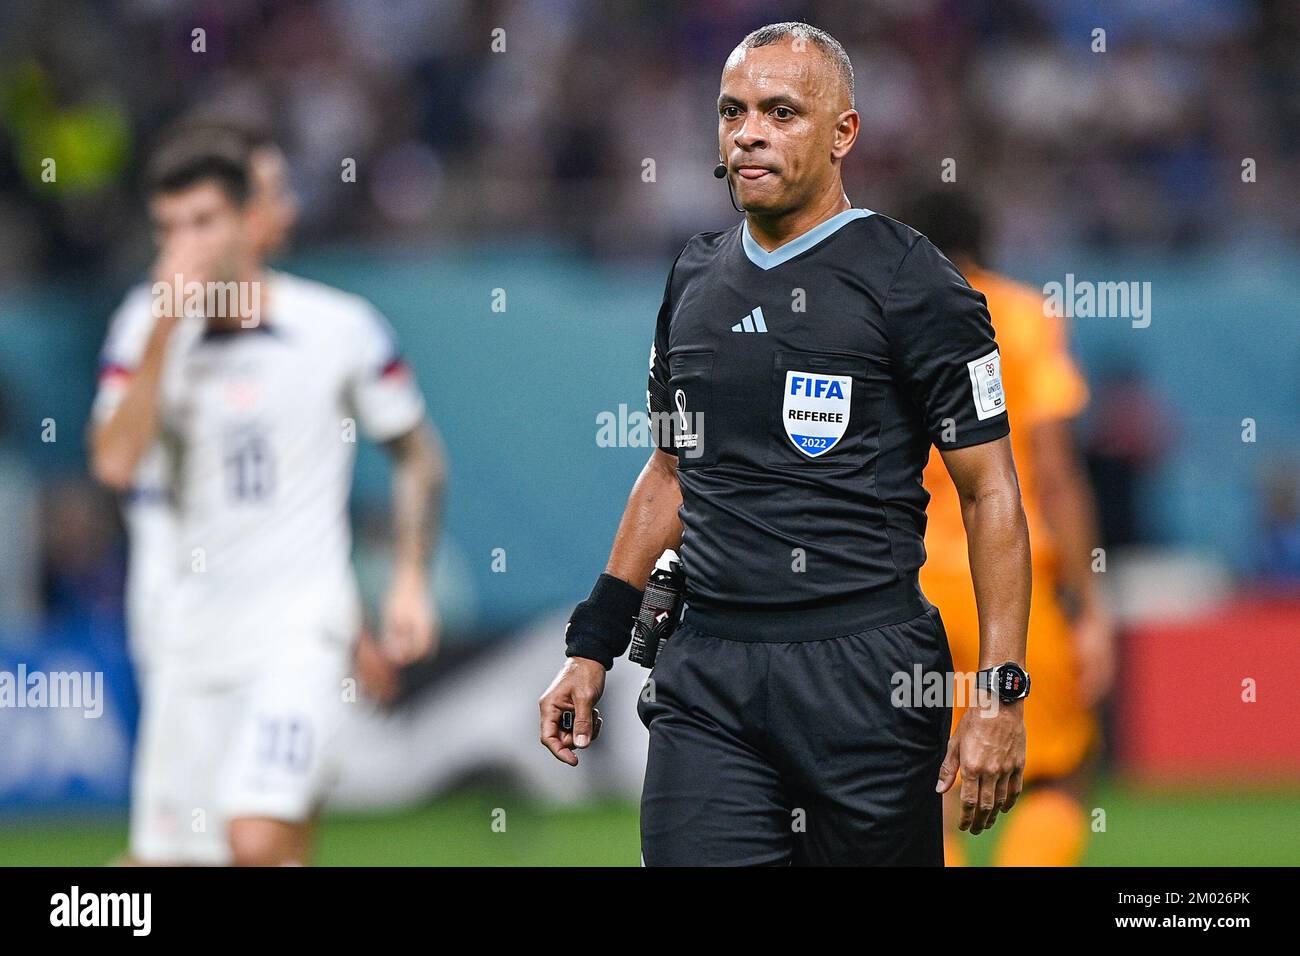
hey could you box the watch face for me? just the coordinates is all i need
[998,664,1027,700]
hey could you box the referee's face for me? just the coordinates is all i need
[718,39,857,217]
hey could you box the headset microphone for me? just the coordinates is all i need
[714,159,743,212]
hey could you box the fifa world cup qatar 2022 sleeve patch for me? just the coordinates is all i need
[966,349,1006,421]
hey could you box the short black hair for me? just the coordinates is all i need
[903,189,986,265]
[144,126,253,205]
[738,22,855,107]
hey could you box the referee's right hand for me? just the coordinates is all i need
[539,658,606,766]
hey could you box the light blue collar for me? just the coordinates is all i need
[741,207,874,270]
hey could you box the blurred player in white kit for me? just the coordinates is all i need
[91,125,446,865]
[97,122,300,692]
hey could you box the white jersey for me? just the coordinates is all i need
[115,271,425,682]
[94,285,177,679]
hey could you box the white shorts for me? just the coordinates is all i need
[128,640,351,865]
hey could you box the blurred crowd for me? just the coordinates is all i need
[1,0,1298,287]
[1,0,1299,644]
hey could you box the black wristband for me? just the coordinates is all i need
[565,573,643,669]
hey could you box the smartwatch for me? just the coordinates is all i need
[977,662,1031,703]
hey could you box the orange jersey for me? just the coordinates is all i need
[923,267,1096,783]
[921,267,1088,581]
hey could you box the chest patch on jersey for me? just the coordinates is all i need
[966,349,1006,421]
[222,376,265,412]
[782,371,852,458]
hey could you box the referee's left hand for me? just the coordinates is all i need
[936,703,1026,835]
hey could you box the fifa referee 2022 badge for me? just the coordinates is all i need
[538,21,1033,867]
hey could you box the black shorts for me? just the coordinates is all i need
[636,606,953,866]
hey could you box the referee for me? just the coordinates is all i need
[539,22,1032,866]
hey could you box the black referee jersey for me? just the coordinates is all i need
[637,207,1012,866]
[646,207,1010,640]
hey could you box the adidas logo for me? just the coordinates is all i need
[731,306,768,333]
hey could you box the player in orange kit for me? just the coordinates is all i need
[908,191,1116,866]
